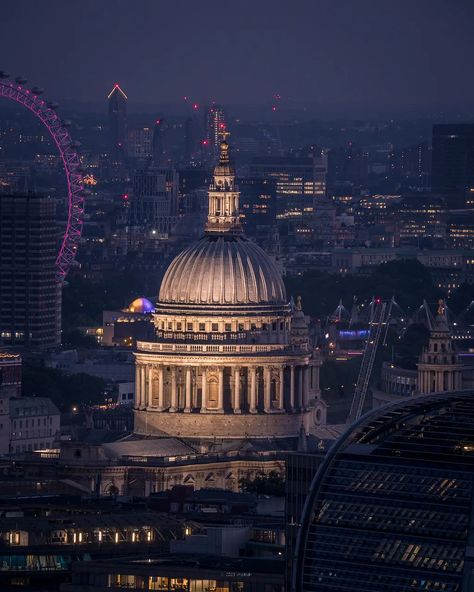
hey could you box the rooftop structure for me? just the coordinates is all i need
[294,390,474,592]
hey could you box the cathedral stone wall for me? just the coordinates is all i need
[52,457,285,495]
[134,408,317,439]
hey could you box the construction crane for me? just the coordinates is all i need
[347,297,392,424]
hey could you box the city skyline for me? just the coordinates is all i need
[1,4,474,591]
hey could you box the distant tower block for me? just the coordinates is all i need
[205,105,226,159]
[108,84,128,163]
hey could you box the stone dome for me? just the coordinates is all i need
[159,234,287,307]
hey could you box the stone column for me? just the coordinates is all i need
[134,363,140,409]
[140,365,146,409]
[158,365,164,410]
[233,367,241,414]
[169,366,177,412]
[249,366,257,414]
[147,366,153,407]
[217,367,224,413]
[264,366,271,413]
[297,366,303,410]
[279,366,285,411]
[184,367,192,413]
[303,366,310,408]
[290,366,295,412]
[200,367,208,413]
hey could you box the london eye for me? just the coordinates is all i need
[0,71,85,282]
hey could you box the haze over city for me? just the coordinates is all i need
[1,1,474,591]
[2,0,474,117]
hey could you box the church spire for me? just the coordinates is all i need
[205,130,242,235]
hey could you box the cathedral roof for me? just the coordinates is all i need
[159,234,286,307]
[158,132,287,311]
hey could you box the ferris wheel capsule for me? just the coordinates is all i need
[0,71,10,79]
[15,76,27,84]
[31,86,44,95]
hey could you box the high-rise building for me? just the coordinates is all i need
[128,126,152,160]
[249,154,327,216]
[239,177,277,242]
[432,124,474,207]
[107,83,128,163]
[327,144,368,188]
[129,168,179,242]
[388,142,432,185]
[205,105,226,158]
[152,118,170,167]
[184,116,200,162]
[0,194,60,349]
[294,390,474,592]
[249,154,327,247]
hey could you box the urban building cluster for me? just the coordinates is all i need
[0,76,473,592]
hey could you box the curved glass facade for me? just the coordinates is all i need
[294,391,474,592]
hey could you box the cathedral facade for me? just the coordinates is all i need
[134,134,326,441]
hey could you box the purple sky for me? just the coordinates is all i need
[1,0,474,116]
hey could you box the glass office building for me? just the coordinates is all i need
[294,391,474,592]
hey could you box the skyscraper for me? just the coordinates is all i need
[205,105,226,159]
[249,154,327,216]
[0,194,60,349]
[107,83,128,163]
[152,119,170,167]
[129,167,179,242]
[432,124,474,208]
[249,153,327,246]
[127,126,152,160]
[239,177,277,243]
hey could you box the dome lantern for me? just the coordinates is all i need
[205,129,242,235]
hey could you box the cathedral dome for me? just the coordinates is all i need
[159,234,286,307]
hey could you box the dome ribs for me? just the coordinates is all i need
[158,236,286,307]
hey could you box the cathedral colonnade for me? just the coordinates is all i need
[134,362,319,414]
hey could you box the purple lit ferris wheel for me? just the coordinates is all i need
[0,72,85,283]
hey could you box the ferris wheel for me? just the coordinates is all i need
[0,71,85,282]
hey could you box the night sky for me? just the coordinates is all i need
[1,0,474,116]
